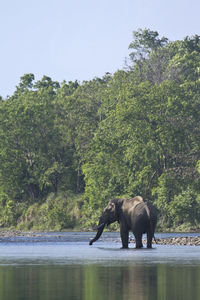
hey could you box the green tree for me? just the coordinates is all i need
[57,76,112,193]
[0,75,77,202]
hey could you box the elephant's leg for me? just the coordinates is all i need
[120,223,129,248]
[134,233,143,248]
[147,230,153,248]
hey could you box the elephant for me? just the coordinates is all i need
[89,196,158,249]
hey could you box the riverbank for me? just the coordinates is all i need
[153,237,200,246]
[1,230,200,246]
[129,236,200,246]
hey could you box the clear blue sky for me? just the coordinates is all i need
[1,0,200,98]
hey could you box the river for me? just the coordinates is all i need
[0,232,200,300]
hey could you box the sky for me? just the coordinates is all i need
[1,0,200,98]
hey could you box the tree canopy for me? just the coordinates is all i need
[0,29,200,230]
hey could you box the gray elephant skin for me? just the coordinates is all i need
[89,196,158,248]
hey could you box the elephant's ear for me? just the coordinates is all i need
[106,201,115,212]
[109,200,120,219]
[114,199,123,221]
[110,202,115,209]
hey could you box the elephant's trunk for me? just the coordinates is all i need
[89,223,105,245]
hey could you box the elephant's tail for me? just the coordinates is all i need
[153,235,157,244]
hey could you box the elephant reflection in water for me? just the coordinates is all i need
[89,196,158,248]
[83,263,158,300]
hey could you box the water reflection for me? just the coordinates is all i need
[0,232,200,300]
[0,263,200,300]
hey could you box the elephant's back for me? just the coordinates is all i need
[132,201,147,214]
[126,196,144,212]
[124,198,145,221]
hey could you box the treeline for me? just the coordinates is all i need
[0,29,200,231]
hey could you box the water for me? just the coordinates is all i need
[0,232,200,300]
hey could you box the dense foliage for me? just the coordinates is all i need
[0,29,200,231]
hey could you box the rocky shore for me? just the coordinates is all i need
[130,236,200,246]
[0,231,200,246]
[153,236,200,246]
[0,230,34,237]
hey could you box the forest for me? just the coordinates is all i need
[0,29,200,231]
